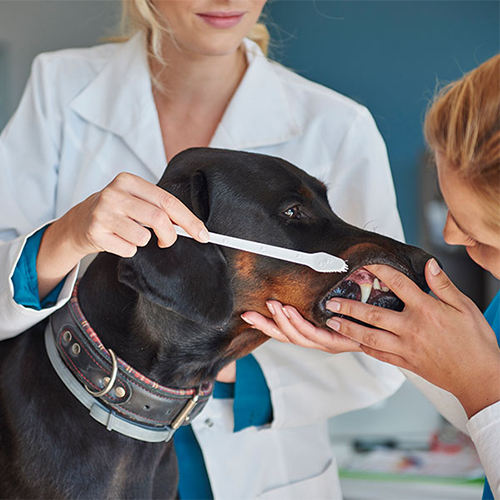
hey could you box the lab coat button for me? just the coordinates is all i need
[204,418,214,428]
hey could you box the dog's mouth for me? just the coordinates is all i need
[322,266,404,319]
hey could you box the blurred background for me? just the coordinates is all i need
[1,1,498,498]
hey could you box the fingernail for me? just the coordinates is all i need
[282,307,291,319]
[198,228,210,243]
[327,319,341,331]
[266,301,276,315]
[428,258,441,276]
[326,299,341,312]
[241,315,254,326]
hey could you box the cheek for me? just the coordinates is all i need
[443,215,467,246]
[266,273,320,314]
[153,1,185,24]
[465,245,500,276]
[477,246,500,278]
[231,252,322,318]
[247,0,267,21]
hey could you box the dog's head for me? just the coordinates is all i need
[118,148,432,378]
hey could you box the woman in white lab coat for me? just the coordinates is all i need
[247,55,500,500]
[1,1,406,498]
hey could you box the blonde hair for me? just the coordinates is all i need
[424,54,500,230]
[118,0,270,66]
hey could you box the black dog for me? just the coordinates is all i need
[0,148,432,499]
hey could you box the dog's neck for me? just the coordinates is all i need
[77,254,234,390]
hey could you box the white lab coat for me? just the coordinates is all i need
[0,32,470,499]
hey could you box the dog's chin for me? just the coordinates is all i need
[319,266,404,327]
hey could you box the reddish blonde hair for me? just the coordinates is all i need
[424,54,500,230]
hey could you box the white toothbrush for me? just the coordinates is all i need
[174,226,348,273]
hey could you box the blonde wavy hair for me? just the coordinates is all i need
[118,0,270,66]
[424,54,500,230]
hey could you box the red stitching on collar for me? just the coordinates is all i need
[69,283,213,398]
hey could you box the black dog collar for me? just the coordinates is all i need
[44,285,213,443]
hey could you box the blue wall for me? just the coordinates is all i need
[267,1,499,244]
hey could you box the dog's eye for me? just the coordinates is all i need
[283,206,303,219]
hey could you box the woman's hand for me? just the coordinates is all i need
[325,260,500,417]
[37,172,209,298]
[242,300,363,354]
[242,259,500,418]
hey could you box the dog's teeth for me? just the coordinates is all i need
[381,285,390,292]
[360,283,373,303]
[373,277,381,290]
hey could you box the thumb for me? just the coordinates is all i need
[425,258,462,306]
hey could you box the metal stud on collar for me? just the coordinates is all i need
[85,349,118,398]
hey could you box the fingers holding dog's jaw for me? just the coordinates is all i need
[241,311,290,343]
[326,297,405,334]
[267,300,332,351]
[326,315,401,355]
[281,304,363,353]
[364,264,427,308]
[242,302,363,354]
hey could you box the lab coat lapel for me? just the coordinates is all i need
[210,39,301,150]
[70,33,167,179]
[70,34,301,173]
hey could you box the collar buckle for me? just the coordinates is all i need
[171,389,202,430]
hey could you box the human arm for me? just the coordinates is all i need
[320,260,500,418]
[467,402,500,500]
[36,172,209,299]
[1,172,207,340]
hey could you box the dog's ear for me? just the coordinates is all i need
[117,238,233,327]
[117,166,233,327]
[190,170,210,222]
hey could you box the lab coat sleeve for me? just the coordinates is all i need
[467,401,500,500]
[401,369,469,434]
[0,55,77,340]
[253,108,406,429]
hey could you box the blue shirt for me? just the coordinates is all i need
[175,354,273,500]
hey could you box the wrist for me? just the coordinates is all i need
[457,364,500,419]
[36,218,86,299]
